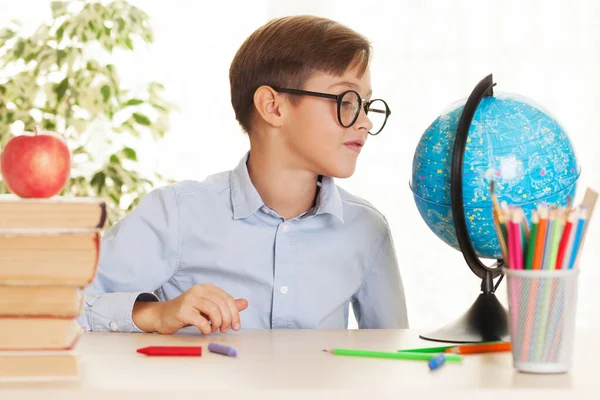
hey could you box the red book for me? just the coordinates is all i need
[136,346,202,356]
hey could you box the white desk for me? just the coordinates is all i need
[1,329,598,399]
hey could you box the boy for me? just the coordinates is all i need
[80,15,408,334]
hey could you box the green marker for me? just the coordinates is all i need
[323,348,462,362]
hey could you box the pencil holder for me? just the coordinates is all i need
[504,268,580,374]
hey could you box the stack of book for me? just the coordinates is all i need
[0,195,106,380]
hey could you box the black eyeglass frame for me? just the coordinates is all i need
[271,87,391,135]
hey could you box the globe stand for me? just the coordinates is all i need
[419,74,509,344]
[419,265,509,343]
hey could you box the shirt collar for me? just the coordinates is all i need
[230,152,344,223]
[230,153,264,220]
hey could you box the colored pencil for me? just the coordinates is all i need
[492,204,509,263]
[398,341,507,354]
[567,208,588,270]
[445,341,511,354]
[507,211,517,269]
[560,207,579,271]
[511,212,524,270]
[532,205,548,270]
[546,208,565,270]
[518,208,530,257]
[541,208,557,270]
[555,211,576,270]
[501,201,511,230]
[323,349,462,362]
[397,344,456,353]
[525,211,539,270]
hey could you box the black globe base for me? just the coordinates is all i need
[419,292,509,344]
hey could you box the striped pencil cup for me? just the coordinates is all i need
[504,268,580,374]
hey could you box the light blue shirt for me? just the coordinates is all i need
[80,153,408,333]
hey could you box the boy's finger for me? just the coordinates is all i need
[235,299,249,311]
[204,285,240,332]
[202,290,233,333]
[183,311,212,335]
[192,298,223,332]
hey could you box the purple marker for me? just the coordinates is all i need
[208,342,239,357]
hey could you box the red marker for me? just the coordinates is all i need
[136,346,202,356]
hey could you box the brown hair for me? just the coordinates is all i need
[229,15,371,134]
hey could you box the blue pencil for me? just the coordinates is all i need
[567,208,588,270]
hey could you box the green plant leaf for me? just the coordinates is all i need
[55,77,69,102]
[13,39,25,58]
[122,147,137,161]
[0,28,16,40]
[123,98,144,106]
[51,1,68,18]
[42,119,56,130]
[124,37,134,50]
[117,18,126,33]
[101,84,111,103]
[73,145,87,155]
[110,154,121,165]
[132,112,151,126]
[57,49,67,66]
[56,23,66,42]
[90,171,106,194]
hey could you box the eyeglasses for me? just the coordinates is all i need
[271,87,391,135]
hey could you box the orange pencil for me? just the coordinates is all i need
[445,342,511,354]
[532,204,548,270]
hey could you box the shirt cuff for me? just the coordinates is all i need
[85,292,159,333]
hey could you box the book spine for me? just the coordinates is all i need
[85,231,101,286]
[96,202,107,229]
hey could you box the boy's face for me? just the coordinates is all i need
[282,65,374,179]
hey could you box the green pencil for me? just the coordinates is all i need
[525,211,539,269]
[323,349,462,362]
[546,208,565,270]
[397,345,455,353]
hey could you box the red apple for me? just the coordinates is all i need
[0,130,71,198]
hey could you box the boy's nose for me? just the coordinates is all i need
[354,104,373,133]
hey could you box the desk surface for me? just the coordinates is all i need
[1,329,598,399]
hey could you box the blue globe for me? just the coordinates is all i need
[411,93,579,260]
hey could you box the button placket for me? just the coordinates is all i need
[271,221,296,328]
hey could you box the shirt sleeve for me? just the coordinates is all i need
[352,223,409,329]
[78,185,180,333]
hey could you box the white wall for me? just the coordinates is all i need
[2,0,599,331]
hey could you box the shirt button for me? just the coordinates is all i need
[281,224,290,233]
[109,321,119,331]
[280,286,289,294]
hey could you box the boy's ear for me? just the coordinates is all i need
[253,86,285,128]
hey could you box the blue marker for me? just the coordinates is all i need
[208,342,239,357]
[428,353,446,371]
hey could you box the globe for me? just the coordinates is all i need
[411,92,579,260]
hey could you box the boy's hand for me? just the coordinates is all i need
[132,283,249,334]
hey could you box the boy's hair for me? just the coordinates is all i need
[229,15,371,134]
